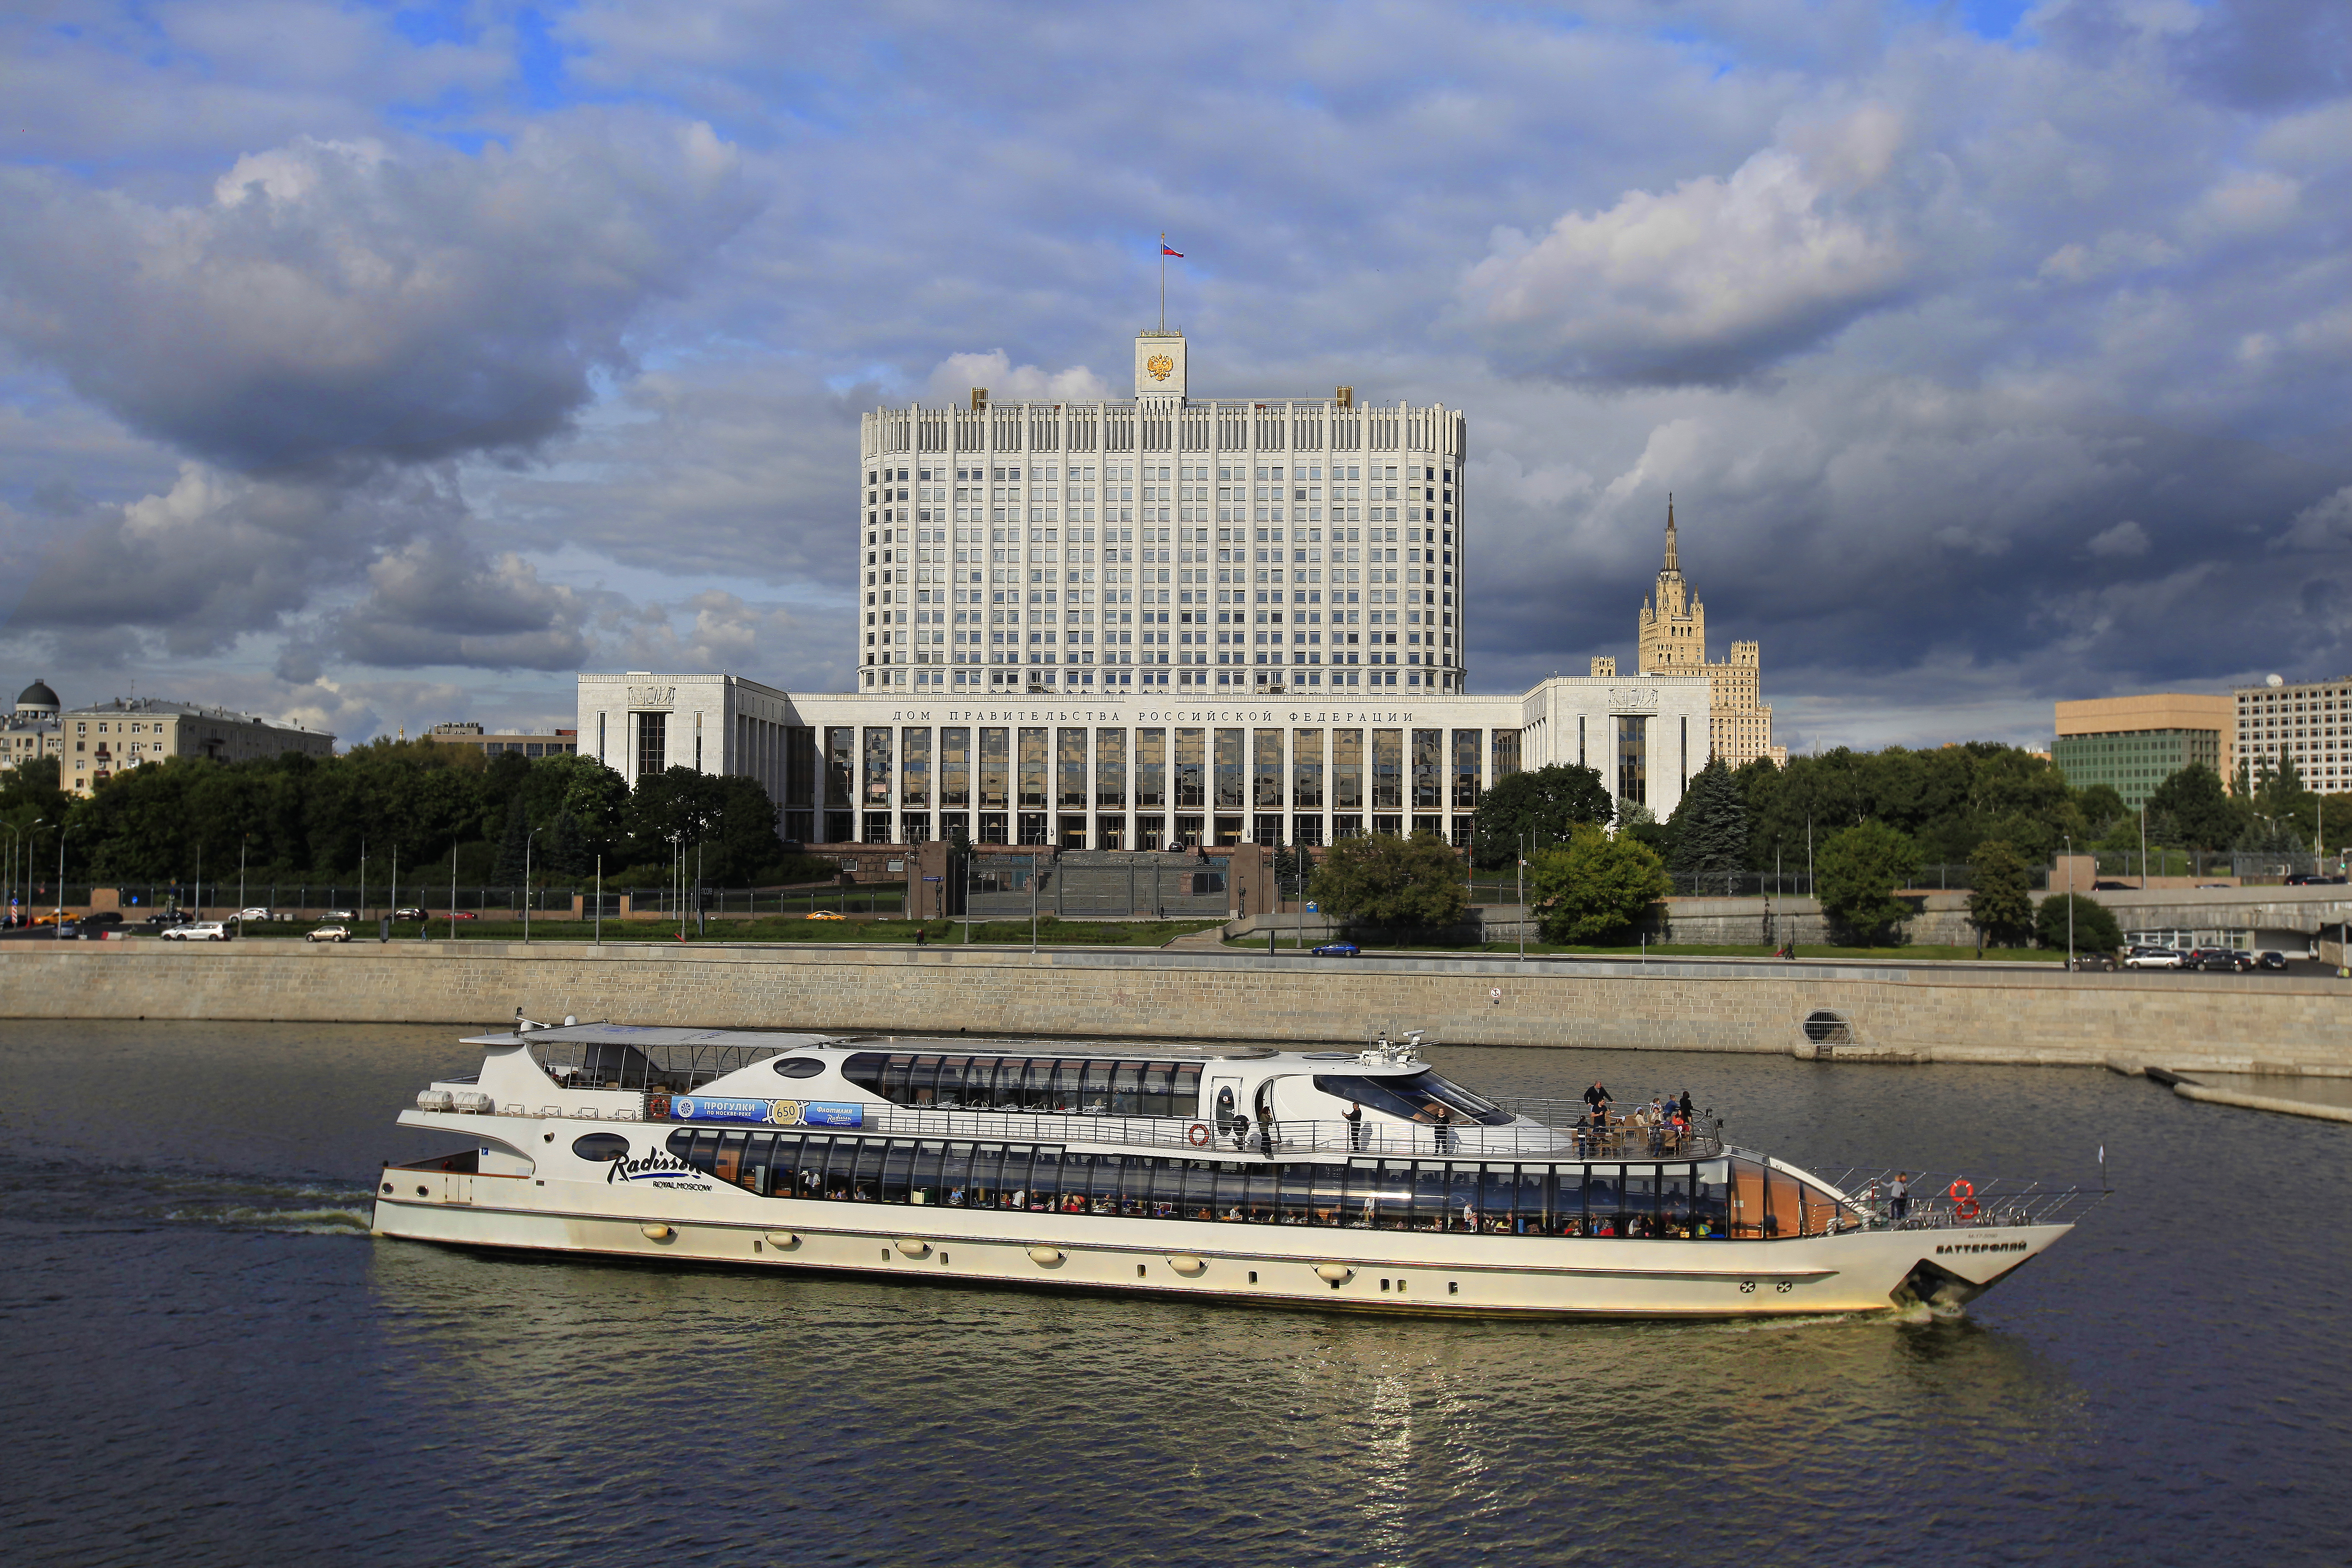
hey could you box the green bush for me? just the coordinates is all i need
[1310,833,1469,928]
[1816,820,1921,943]
[2036,893,2122,954]
[1527,823,1671,944]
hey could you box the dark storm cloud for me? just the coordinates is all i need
[0,117,750,470]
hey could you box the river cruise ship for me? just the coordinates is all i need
[371,1021,2090,1318]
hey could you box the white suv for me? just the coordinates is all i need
[160,921,233,942]
[2122,945,2183,970]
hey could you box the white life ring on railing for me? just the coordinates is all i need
[1186,1122,1211,1148]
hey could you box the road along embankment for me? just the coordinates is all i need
[5,941,2349,1077]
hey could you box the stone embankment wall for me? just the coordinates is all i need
[5,941,2348,1077]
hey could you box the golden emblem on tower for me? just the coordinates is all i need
[1147,353,1174,382]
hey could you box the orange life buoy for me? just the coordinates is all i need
[1186,1122,1211,1148]
[1948,1177,1974,1202]
[1955,1198,1980,1220]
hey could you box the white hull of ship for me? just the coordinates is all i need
[371,1169,2065,1319]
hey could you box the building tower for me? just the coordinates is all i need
[1633,500,1784,767]
[854,331,1468,696]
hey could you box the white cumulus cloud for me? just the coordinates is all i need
[1460,140,1918,384]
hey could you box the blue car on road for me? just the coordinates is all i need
[1312,941,1360,957]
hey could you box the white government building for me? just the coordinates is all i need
[857,330,1467,695]
[576,675,1706,851]
[578,329,1709,850]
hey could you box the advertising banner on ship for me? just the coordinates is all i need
[668,1096,866,1127]
[668,1096,772,1124]
[769,1100,865,1128]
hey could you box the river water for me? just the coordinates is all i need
[2,1021,2346,1566]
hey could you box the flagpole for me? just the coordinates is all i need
[1159,231,1166,331]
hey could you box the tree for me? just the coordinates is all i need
[1965,838,2034,948]
[2037,892,2122,954]
[1527,823,1671,944]
[1618,801,1674,861]
[2146,763,2243,851]
[1668,757,1748,883]
[1815,820,1921,943]
[1309,832,1468,928]
[1468,764,1613,870]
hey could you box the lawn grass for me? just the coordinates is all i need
[237,916,1220,947]
[1222,932,2068,962]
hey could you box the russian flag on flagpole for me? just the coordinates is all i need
[1161,244,1184,257]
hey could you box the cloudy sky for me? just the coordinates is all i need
[2,0,2348,753]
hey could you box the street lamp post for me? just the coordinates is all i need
[594,854,603,945]
[2063,833,2075,971]
[239,835,249,916]
[524,828,540,944]
[54,823,72,936]
[1518,830,1527,962]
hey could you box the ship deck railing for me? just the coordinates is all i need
[475,1089,1723,1161]
[854,1107,1723,1161]
[1822,1167,2108,1231]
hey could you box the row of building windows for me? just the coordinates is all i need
[655,1132,1851,1239]
[822,809,1469,847]
[870,463,1450,493]
[887,669,1443,691]
[869,524,1449,555]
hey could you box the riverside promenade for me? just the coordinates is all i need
[3,940,2347,1078]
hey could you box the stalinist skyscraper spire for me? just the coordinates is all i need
[1634,498,1784,767]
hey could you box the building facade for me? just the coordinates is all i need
[55,696,333,796]
[426,722,580,758]
[2232,676,2352,793]
[3,680,63,774]
[580,673,1709,850]
[2052,693,2233,808]
[857,330,1467,699]
[1631,503,1784,768]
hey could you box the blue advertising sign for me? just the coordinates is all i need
[774,1100,866,1128]
[669,1096,774,1124]
[668,1096,867,1128]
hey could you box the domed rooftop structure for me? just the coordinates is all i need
[15,679,60,717]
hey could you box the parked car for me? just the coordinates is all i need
[2092,880,2132,890]
[324,908,357,920]
[238,906,272,921]
[2122,945,2185,970]
[161,921,232,941]
[1312,941,1361,957]
[449,910,479,921]
[2285,874,2348,885]
[2188,947,2252,972]
[2070,952,2118,971]
[306,924,351,943]
[62,911,126,938]
[2257,950,2290,970]
[392,906,427,921]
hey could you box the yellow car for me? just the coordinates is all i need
[805,910,846,921]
